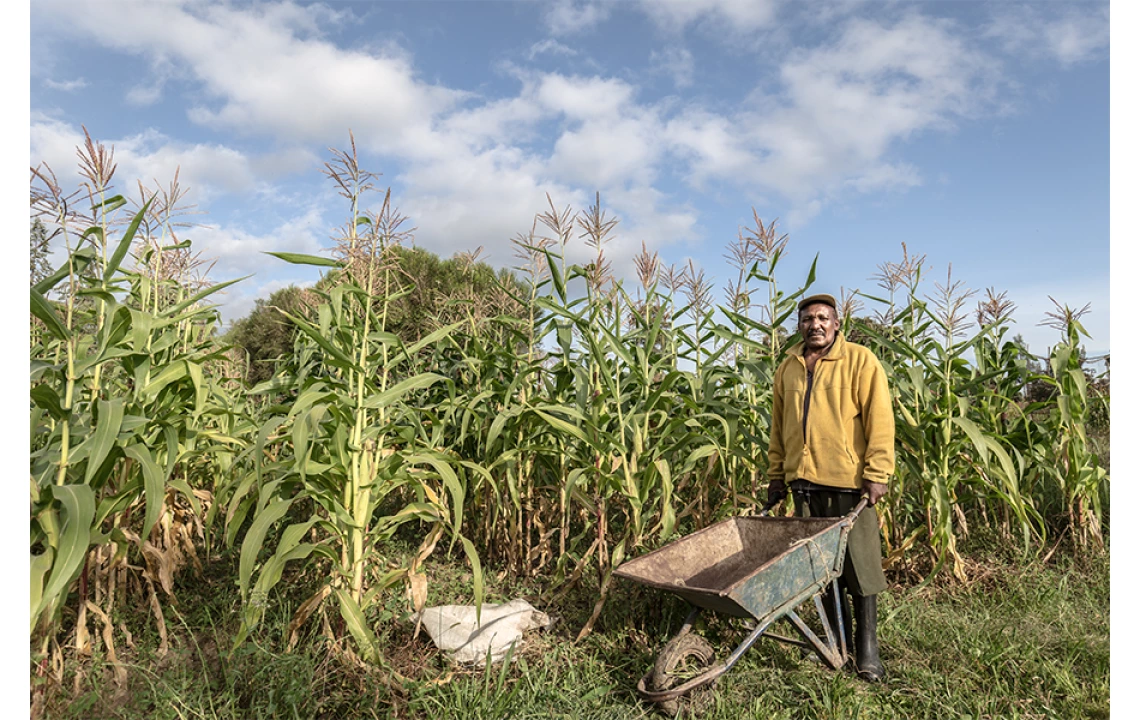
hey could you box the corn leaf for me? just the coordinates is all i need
[280,310,360,372]
[35,485,95,628]
[30,549,54,633]
[362,373,447,409]
[84,398,124,484]
[457,534,484,621]
[238,497,294,601]
[123,444,166,540]
[334,588,381,663]
[33,247,97,295]
[266,251,343,268]
[30,288,70,341]
[104,198,153,282]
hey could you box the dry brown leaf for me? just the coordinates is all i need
[287,585,333,652]
[407,571,428,614]
[85,601,127,688]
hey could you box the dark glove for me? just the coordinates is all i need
[766,477,788,509]
[863,480,887,505]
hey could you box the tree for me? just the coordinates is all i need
[225,285,315,386]
[226,246,529,386]
[316,245,526,343]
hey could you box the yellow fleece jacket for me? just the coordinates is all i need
[768,332,895,489]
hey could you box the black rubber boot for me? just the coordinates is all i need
[852,593,884,682]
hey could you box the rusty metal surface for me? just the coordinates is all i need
[615,515,853,620]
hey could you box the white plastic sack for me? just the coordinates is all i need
[415,598,552,666]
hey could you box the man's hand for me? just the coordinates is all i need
[766,478,787,506]
[863,480,887,505]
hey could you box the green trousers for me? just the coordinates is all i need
[791,482,888,597]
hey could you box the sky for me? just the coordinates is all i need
[26,0,1112,362]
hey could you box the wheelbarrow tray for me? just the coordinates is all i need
[615,515,849,621]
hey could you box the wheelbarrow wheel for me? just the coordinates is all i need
[650,633,716,717]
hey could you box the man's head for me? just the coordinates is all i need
[797,293,840,352]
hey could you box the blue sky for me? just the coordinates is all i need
[27,0,1111,361]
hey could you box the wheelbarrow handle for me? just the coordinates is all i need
[762,494,868,518]
[758,496,783,517]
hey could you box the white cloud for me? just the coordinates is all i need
[596,184,700,266]
[192,207,329,278]
[115,133,261,199]
[438,94,547,150]
[664,110,754,185]
[639,0,783,33]
[126,83,163,106]
[650,47,695,89]
[30,115,318,214]
[125,54,178,107]
[534,73,636,120]
[35,0,463,151]
[30,0,1070,320]
[528,38,579,60]
[986,3,1109,67]
[543,0,611,36]
[29,114,87,185]
[43,77,87,92]
[665,13,1002,212]
[394,144,586,268]
[1045,11,1110,66]
[549,115,662,187]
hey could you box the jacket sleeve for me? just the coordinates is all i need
[859,353,896,485]
[767,361,787,484]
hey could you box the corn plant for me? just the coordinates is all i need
[854,261,1049,579]
[227,141,484,662]
[30,143,242,686]
[1022,301,1107,548]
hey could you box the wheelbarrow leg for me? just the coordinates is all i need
[781,605,845,670]
[675,606,702,638]
[822,578,852,663]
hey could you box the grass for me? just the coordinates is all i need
[35,534,1108,720]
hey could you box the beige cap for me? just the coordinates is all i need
[797,293,837,311]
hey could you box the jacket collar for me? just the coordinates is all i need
[788,331,848,361]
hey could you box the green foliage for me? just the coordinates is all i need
[341,244,525,344]
[225,285,314,386]
[225,246,529,387]
[1025,315,1108,546]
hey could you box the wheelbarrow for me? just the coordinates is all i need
[615,498,868,713]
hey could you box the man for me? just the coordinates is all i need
[766,293,894,682]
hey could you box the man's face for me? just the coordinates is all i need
[798,303,839,351]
